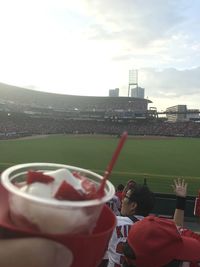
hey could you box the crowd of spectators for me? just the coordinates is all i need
[1,113,200,139]
[100,179,200,267]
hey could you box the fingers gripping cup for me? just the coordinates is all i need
[0,163,116,267]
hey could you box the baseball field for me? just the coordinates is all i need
[1,134,200,196]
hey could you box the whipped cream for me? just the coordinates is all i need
[9,168,102,234]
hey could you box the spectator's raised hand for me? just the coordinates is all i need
[172,179,187,227]
[172,178,187,198]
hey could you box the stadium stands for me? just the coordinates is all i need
[1,112,200,139]
[1,83,200,139]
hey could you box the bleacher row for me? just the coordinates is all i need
[1,113,200,139]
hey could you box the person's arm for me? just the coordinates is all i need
[0,238,72,267]
[172,178,187,227]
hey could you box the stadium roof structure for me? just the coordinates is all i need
[0,82,152,112]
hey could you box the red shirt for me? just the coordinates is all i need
[116,191,123,202]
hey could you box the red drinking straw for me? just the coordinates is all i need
[97,131,128,197]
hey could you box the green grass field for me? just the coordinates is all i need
[1,134,200,195]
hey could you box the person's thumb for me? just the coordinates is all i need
[0,237,73,267]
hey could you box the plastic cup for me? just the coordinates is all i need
[0,163,116,267]
[0,183,116,267]
[1,162,115,234]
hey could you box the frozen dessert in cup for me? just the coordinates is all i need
[0,182,116,267]
[0,133,128,267]
[1,162,115,234]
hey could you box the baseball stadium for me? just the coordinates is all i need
[0,82,200,226]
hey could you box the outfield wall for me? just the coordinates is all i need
[154,193,196,219]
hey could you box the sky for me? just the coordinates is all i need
[0,0,200,111]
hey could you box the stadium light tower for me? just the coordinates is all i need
[128,69,138,97]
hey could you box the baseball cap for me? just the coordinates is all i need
[127,215,200,267]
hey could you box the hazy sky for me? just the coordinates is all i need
[0,0,200,111]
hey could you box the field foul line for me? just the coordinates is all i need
[92,169,200,180]
[0,162,16,166]
[0,163,199,180]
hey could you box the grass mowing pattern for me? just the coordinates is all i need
[1,135,200,195]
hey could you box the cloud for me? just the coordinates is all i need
[82,0,200,69]
[135,67,200,109]
[140,67,200,93]
[0,0,200,113]
[84,0,187,44]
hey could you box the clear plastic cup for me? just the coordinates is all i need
[1,162,115,234]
